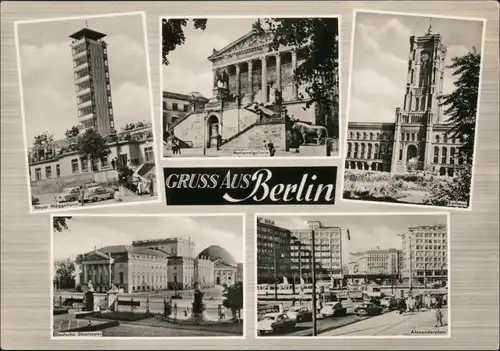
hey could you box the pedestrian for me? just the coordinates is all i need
[79,185,85,206]
[267,141,276,157]
[435,306,444,327]
[216,134,222,151]
[111,158,116,170]
[431,295,437,309]
[173,303,177,320]
[148,177,154,196]
[137,181,142,196]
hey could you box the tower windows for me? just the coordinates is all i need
[435,135,440,143]
[410,69,414,84]
[399,149,403,161]
[415,97,420,111]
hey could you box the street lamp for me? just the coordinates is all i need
[311,229,317,336]
[203,111,208,156]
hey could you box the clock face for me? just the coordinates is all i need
[421,52,429,62]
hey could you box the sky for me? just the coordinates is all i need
[17,13,152,142]
[265,214,447,260]
[162,18,260,99]
[350,12,484,123]
[53,215,244,262]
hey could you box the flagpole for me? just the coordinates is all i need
[273,241,278,301]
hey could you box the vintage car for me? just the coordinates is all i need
[320,301,347,317]
[56,187,80,203]
[257,312,296,335]
[379,296,398,310]
[83,186,114,202]
[285,306,313,323]
[354,302,383,316]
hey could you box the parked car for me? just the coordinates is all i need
[257,313,296,335]
[56,187,80,203]
[379,296,398,310]
[354,302,383,316]
[83,186,114,202]
[320,301,347,317]
[31,196,40,205]
[286,306,313,323]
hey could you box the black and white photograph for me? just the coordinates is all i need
[51,214,245,338]
[161,17,340,158]
[256,213,449,337]
[342,11,485,209]
[15,12,160,213]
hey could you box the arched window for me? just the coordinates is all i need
[363,132,367,140]
[433,146,439,164]
[410,69,414,84]
[428,96,433,109]
[441,147,447,164]
[356,132,360,140]
[436,135,440,143]
[347,143,352,158]
[369,132,374,140]
[380,144,386,158]
[411,133,415,141]
[408,92,413,111]
[367,144,372,159]
[406,132,410,141]
[450,147,455,165]
[349,132,353,139]
[376,132,380,140]
[399,149,403,161]
[119,272,124,284]
[420,97,426,111]
[374,144,379,159]
[360,144,366,159]
[353,143,359,158]
[415,97,420,111]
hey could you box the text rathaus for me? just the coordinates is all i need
[346,24,465,177]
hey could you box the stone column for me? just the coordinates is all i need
[109,262,112,286]
[212,69,217,89]
[291,49,298,100]
[247,60,253,104]
[261,56,268,103]
[235,63,241,98]
[275,53,281,92]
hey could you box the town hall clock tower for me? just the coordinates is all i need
[390,21,447,173]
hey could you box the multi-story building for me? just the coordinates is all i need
[28,122,155,193]
[290,235,316,284]
[347,248,402,284]
[291,221,343,285]
[70,28,115,136]
[163,91,209,135]
[346,25,465,176]
[400,224,448,286]
[132,237,196,258]
[74,245,170,293]
[256,217,292,284]
[167,24,339,153]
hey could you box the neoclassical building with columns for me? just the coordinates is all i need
[165,25,338,154]
[345,25,466,177]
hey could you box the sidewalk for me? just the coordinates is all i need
[321,308,448,336]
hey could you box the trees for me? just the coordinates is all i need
[161,18,207,65]
[265,18,340,137]
[440,48,481,160]
[65,126,80,140]
[223,282,243,320]
[424,157,472,207]
[54,258,76,289]
[76,129,111,172]
[32,131,55,159]
[424,48,481,207]
[53,216,72,232]
[33,131,54,148]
